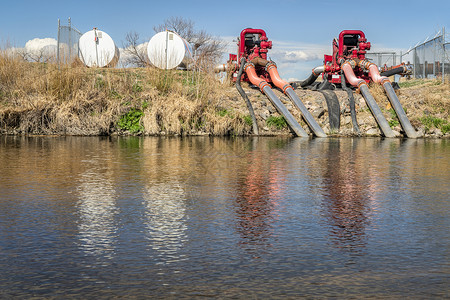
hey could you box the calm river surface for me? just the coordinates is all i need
[0,136,448,298]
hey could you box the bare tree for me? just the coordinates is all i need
[122,31,150,68]
[153,17,195,43]
[153,16,225,68]
[16,48,53,63]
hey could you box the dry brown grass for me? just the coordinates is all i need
[366,78,449,130]
[0,51,252,136]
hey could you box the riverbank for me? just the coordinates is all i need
[0,57,449,137]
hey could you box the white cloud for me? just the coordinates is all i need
[10,37,59,62]
[24,37,57,52]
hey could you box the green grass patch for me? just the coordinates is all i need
[398,79,425,88]
[388,108,400,128]
[217,108,232,117]
[266,116,287,129]
[118,108,144,133]
[94,77,106,89]
[243,115,253,126]
[420,115,449,133]
[389,120,400,127]
[132,82,143,93]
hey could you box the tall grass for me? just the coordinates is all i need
[0,51,252,135]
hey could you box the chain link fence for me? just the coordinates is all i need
[57,18,82,66]
[402,28,448,82]
[366,28,448,83]
[366,52,400,69]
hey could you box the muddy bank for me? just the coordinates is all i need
[0,60,448,138]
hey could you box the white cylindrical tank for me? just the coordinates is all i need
[78,28,119,67]
[147,31,193,69]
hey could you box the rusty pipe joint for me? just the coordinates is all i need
[358,60,390,84]
[358,59,373,70]
[340,58,358,68]
[265,60,277,71]
[250,57,269,67]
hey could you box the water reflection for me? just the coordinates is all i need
[233,138,286,256]
[77,163,118,262]
[0,136,449,298]
[143,181,188,264]
[319,139,372,253]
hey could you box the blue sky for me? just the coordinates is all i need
[1,0,449,79]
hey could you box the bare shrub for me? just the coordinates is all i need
[122,31,150,68]
[153,16,225,70]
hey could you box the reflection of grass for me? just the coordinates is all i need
[266,116,287,129]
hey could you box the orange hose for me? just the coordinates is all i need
[368,64,390,84]
[266,62,291,93]
[341,62,366,88]
[244,63,269,92]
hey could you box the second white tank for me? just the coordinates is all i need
[78,28,119,67]
[147,31,193,69]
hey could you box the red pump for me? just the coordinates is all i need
[226,28,273,83]
[226,28,326,138]
[304,30,417,138]
[322,30,372,85]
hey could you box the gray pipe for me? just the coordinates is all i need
[236,58,259,135]
[300,65,325,88]
[359,84,395,138]
[380,66,405,77]
[262,86,309,137]
[285,87,327,137]
[382,82,418,138]
[340,71,360,135]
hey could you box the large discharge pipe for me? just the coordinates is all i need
[266,62,327,138]
[382,81,418,138]
[236,58,259,135]
[360,61,418,138]
[341,61,395,138]
[244,63,308,137]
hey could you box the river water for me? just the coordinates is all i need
[0,136,448,298]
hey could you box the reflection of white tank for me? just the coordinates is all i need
[78,28,119,67]
[77,167,117,260]
[147,30,193,69]
[143,181,187,264]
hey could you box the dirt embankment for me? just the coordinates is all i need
[230,78,450,138]
[0,56,448,138]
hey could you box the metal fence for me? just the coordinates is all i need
[402,27,448,82]
[366,28,448,83]
[366,52,400,69]
[57,18,82,65]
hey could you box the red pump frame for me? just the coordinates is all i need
[323,30,372,85]
[228,28,273,82]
